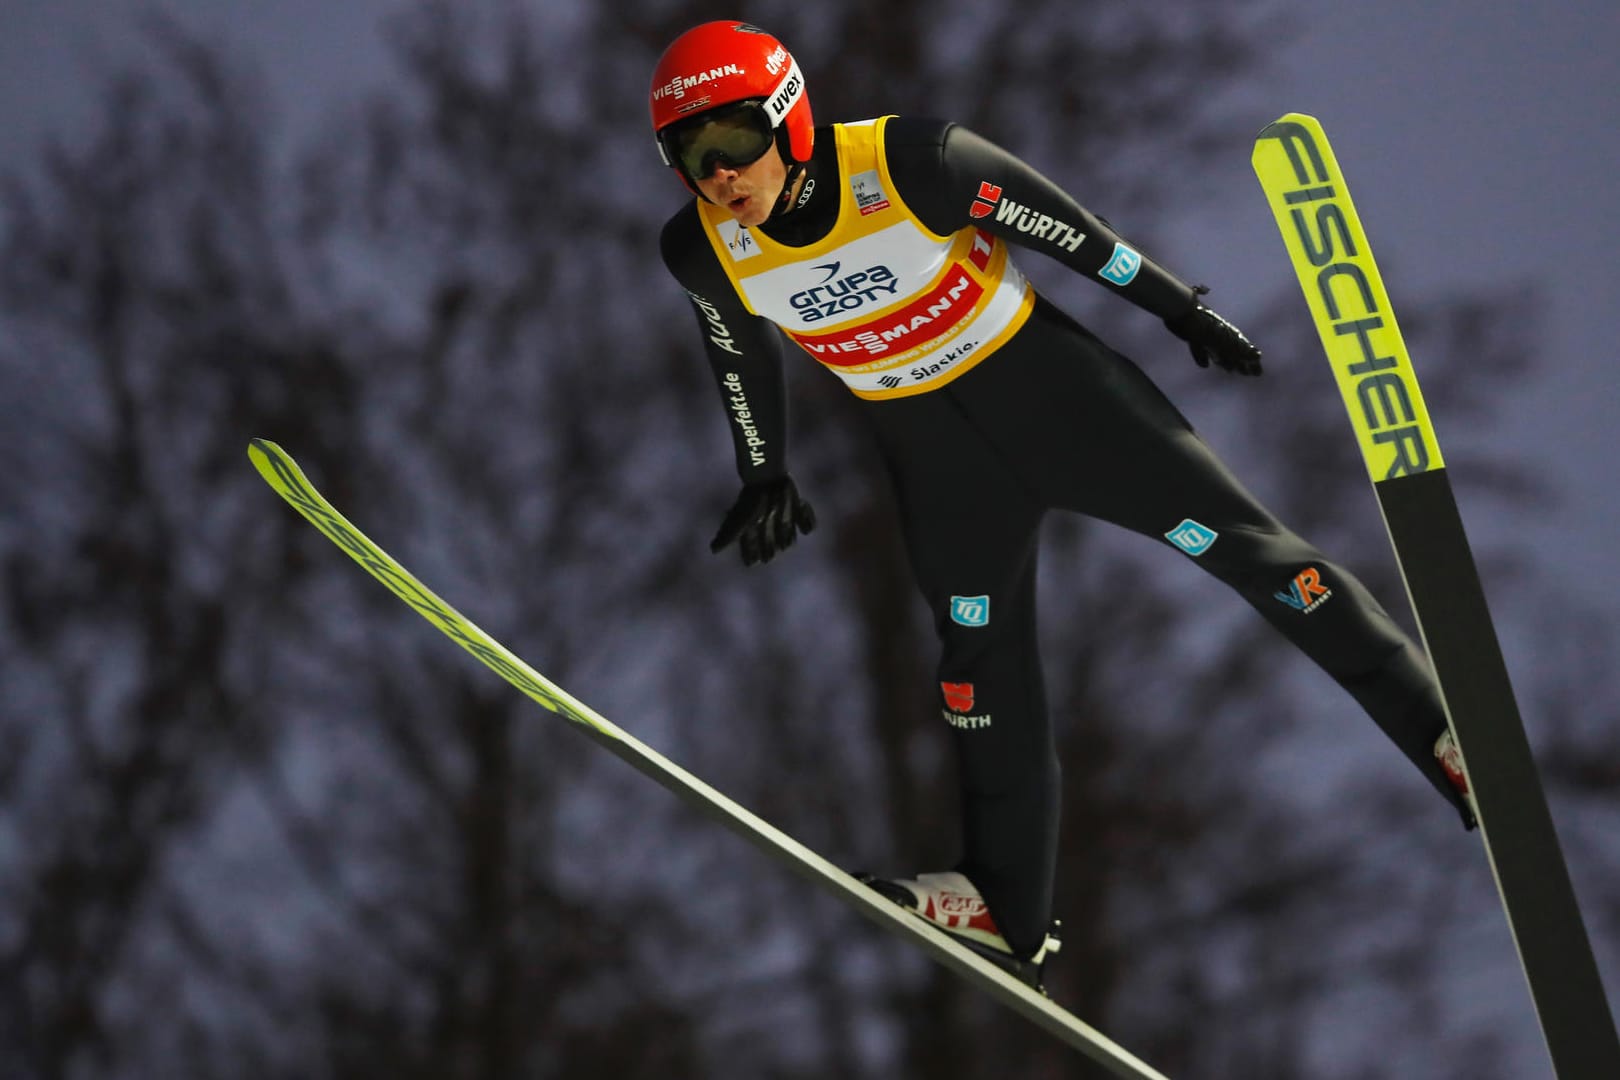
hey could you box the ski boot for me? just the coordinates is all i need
[855,870,1061,995]
[1435,728,1479,829]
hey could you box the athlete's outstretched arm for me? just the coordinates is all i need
[661,204,792,482]
[660,205,817,562]
[886,118,1261,375]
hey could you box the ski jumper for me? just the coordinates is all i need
[660,116,1468,954]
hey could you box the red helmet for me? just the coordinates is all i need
[650,21,813,194]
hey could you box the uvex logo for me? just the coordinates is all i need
[766,61,803,122]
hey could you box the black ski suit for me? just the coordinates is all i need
[660,116,1469,955]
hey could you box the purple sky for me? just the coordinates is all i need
[3,1,1616,1071]
[5,0,1612,649]
[1176,3,1620,658]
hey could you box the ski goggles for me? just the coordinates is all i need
[658,99,777,183]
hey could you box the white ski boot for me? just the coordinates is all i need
[856,870,1061,994]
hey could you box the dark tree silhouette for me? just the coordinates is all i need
[1,3,1614,1078]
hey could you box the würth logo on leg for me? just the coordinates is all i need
[941,682,975,712]
[940,678,991,730]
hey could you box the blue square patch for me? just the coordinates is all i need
[1099,242,1143,286]
[1165,519,1218,557]
[950,595,990,627]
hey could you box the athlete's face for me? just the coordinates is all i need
[696,146,789,228]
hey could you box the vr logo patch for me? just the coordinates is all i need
[1165,519,1217,557]
[1275,567,1333,613]
[1099,242,1142,286]
[950,595,990,627]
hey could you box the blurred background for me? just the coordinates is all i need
[2,1,1616,1077]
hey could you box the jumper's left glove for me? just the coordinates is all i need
[1165,287,1263,377]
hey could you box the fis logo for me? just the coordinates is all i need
[1275,567,1333,613]
[1165,519,1218,557]
[1099,242,1143,286]
[950,595,990,627]
[717,219,760,262]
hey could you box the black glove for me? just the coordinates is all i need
[1165,287,1263,376]
[710,476,817,566]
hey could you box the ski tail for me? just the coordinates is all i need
[1253,115,1620,1078]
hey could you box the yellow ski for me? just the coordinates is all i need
[247,437,1170,1080]
[1254,114,1619,1079]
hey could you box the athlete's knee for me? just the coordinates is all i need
[1170,518,1315,582]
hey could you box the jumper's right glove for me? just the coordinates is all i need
[1165,287,1263,377]
[710,476,817,567]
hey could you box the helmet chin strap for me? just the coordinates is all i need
[766,126,808,222]
[768,162,807,221]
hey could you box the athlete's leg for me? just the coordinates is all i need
[957,299,1470,825]
[866,393,1060,954]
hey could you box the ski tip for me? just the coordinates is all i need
[247,439,299,487]
[247,438,286,467]
[1255,111,1320,139]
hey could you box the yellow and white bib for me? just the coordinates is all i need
[696,116,1034,400]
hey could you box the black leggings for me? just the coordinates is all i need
[865,296,1465,953]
